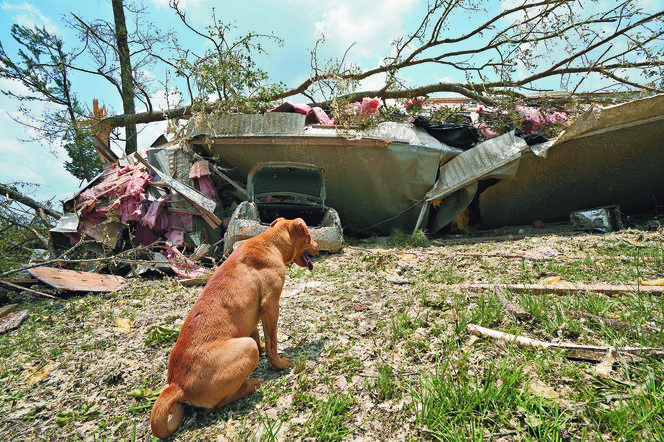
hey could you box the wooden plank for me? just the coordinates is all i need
[27,267,125,292]
[455,282,664,296]
[0,304,18,318]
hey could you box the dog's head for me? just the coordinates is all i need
[270,218,319,270]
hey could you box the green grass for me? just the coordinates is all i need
[411,353,575,441]
[373,363,399,402]
[144,324,180,346]
[303,393,356,441]
[2,228,664,440]
[388,228,430,248]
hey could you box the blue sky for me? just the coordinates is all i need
[0,0,430,205]
[0,0,660,206]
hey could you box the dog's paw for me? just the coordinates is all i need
[248,378,261,391]
[269,356,292,370]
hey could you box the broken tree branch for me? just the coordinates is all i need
[36,208,53,229]
[0,241,160,278]
[0,212,49,249]
[495,286,537,323]
[0,183,62,219]
[466,323,664,362]
[455,282,664,297]
[0,279,60,299]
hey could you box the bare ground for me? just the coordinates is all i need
[1,223,663,441]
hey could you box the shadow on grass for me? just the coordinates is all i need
[168,337,329,440]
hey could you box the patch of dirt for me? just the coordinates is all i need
[0,224,663,440]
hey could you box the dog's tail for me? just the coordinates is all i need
[150,383,185,439]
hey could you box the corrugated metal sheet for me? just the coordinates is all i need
[479,94,664,227]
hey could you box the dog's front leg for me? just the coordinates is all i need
[261,302,291,370]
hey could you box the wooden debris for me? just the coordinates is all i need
[177,274,212,287]
[494,286,537,323]
[135,153,222,228]
[0,303,18,318]
[0,279,60,299]
[27,267,124,292]
[455,282,664,296]
[0,309,29,334]
[467,323,664,362]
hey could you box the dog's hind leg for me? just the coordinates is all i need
[189,337,261,412]
[209,377,261,411]
[250,327,266,353]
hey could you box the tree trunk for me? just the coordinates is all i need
[0,183,63,219]
[111,0,137,155]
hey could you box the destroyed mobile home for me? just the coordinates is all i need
[38,93,664,284]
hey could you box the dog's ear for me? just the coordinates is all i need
[270,217,286,228]
[293,218,309,237]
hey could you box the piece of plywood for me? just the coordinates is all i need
[27,267,125,292]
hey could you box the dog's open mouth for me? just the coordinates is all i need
[302,252,314,271]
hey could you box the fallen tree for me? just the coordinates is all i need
[0,183,62,219]
[94,1,664,140]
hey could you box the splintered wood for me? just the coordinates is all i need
[466,323,664,362]
[0,304,29,334]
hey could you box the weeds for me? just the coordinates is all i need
[1,228,663,440]
[389,228,430,248]
[304,393,356,441]
[374,364,399,401]
[144,325,180,346]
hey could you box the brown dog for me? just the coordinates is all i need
[150,218,319,439]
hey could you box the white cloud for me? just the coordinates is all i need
[0,77,33,98]
[0,134,79,201]
[1,1,60,33]
[312,0,419,61]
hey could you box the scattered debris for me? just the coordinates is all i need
[571,205,624,233]
[4,94,663,290]
[27,267,125,292]
[638,277,664,286]
[466,323,664,362]
[0,303,29,334]
[456,282,664,296]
